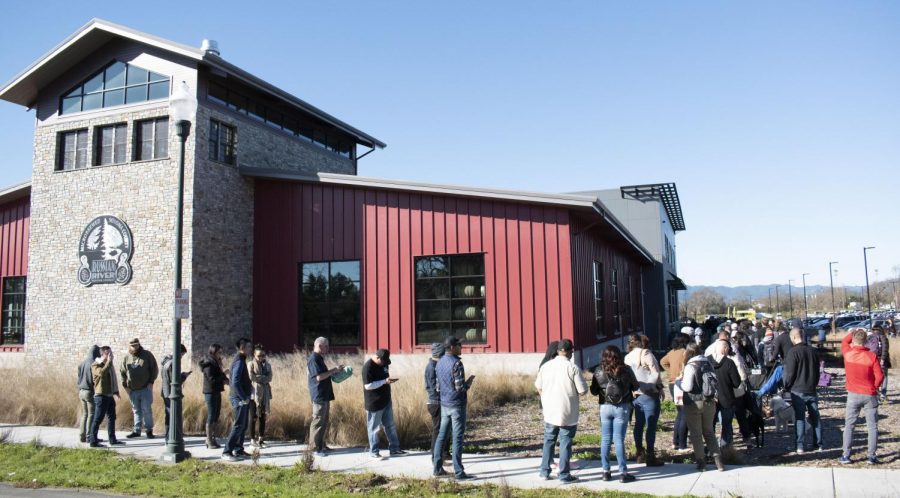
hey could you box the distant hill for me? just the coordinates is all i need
[684,284,864,302]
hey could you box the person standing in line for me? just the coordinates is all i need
[868,327,891,402]
[77,345,100,443]
[248,345,273,448]
[624,334,665,467]
[839,328,885,465]
[222,338,253,462]
[773,327,796,364]
[200,344,227,449]
[362,349,406,459]
[160,344,190,438]
[782,328,822,453]
[425,342,450,465]
[661,334,690,453]
[709,340,741,448]
[307,337,344,457]
[432,336,476,480]
[120,338,159,439]
[89,346,124,448]
[535,339,588,484]
[592,345,640,483]
[680,342,724,472]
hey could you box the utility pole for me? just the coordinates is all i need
[864,247,875,324]
[775,284,781,318]
[802,273,810,320]
[788,279,795,319]
[829,262,838,336]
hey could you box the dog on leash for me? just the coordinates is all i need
[748,410,765,447]
[769,395,795,432]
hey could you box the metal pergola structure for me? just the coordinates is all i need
[620,183,686,231]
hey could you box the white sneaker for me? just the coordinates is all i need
[370,452,385,460]
[221,453,238,462]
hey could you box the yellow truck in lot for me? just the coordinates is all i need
[731,308,757,321]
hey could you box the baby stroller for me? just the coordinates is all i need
[745,364,784,448]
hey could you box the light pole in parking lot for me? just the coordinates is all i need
[774,284,781,318]
[864,247,875,324]
[768,288,773,315]
[829,262,838,336]
[787,279,795,319]
[802,273,810,320]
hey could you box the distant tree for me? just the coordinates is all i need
[684,288,727,318]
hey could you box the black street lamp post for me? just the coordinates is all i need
[864,247,875,326]
[829,262,838,335]
[788,279,794,319]
[802,273,810,320]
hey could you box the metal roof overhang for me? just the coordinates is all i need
[620,182,686,232]
[0,181,31,205]
[667,272,687,290]
[240,168,655,264]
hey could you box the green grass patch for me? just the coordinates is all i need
[0,442,675,497]
[573,433,600,446]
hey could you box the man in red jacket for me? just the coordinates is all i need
[839,328,885,465]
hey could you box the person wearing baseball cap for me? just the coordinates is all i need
[363,348,405,459]
[433,336,476,480]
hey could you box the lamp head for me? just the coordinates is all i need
[169,81,198,124]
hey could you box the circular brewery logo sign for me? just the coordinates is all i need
[77,215,134,286]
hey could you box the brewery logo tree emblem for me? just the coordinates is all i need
[77,215,134,286]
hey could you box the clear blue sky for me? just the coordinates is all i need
[1,1,897,288]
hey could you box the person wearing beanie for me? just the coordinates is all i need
[120,337,159,439]
[425,342,450,465]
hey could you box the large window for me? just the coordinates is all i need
[299,261,360,346]
[414,253,486,345]
[1,277,26,346]
[60,61,170,115]
[57,129,89,171]
[134,118,169,161]
[611,269,620,333]
[209,119,236,164]
[592,261,604,338]
[94,123,127,166]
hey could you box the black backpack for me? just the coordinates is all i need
[604,373,627,405]
[688,359,718,402]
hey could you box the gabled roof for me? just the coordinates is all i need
[0,18,385,149]
[0,180,31,205]
[239,167,654,263]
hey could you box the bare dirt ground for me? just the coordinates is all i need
[466,353,899,469]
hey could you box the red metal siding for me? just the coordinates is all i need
[0,195,29,278]
[253,179,577,354]
[569,213,646,353]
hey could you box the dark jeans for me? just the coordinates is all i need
[632,394,660,451]
[163,397,171,434]
[539,423,577,480]
[249,400,267,441]
[433,405,467,477]
[89,395,116,444]
[715,405,735,447]
[733,393,751,440]
[791,392,822,450]
[224,398,249,454]
[205,392,222,425]
[670,385,688,449]
[428,403,450,459]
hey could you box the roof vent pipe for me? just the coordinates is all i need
[201,39,220,56]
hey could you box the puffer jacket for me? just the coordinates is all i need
[199,354,226,394]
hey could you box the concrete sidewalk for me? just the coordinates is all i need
[2,423,898,498]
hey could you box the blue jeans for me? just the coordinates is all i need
[539,423,577,480]
[224,398,249,454]
[204,392,222,425]
[433,405,466,477]
[89,395,116,444]
[791,392,821,450]
[128,387,154,433]
[632,394,660,451]
[366,403,401,454]
[600,402,631,473]
[716,405,735,447]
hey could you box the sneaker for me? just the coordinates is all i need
[795,448,805,455]
[867,457,879,465]
[79,436,86,443]
[109,439,125,445]
[125,432,140,439]
[221,452,238,462]
[370,452,385,460]
[538,473,551,480]
[312,451,328,458]
[816,446,825,453]
[455,473,475,481]
[250,439,259,447]
[837,456,851,465]
[234,449,250,458]
[601,471,612,481]
[258,441,268,449]
[559,475,579,484]
[145,431,154,439]
[433,469,449,478]
[389,449,408,456]
[619,473,635,483]
[89,442,105,448]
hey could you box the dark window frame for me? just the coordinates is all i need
[592,260,604,338]
[298,260,361,347]
[611,268,620,334]
[414,253,487,346]
[56,128,89,171]
[208,119,236,165]
[0,276,26,346]
[133,117,169,161]
[59,60,170,116]
[94,122,128,166]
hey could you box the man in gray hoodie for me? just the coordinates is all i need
[77,345,100,443]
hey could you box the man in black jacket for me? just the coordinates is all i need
[783,329,822,453]
[709,341,742,448]
[222,338,253,461]
[773,327,795,363]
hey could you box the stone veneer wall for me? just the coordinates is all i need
[25,104,196,361]
[187,102,355,355]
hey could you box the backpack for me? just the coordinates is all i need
[865,333,883,359]
[604,373,627,405]
[762,341,777,368]
[689,359,718,402]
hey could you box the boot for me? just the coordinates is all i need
[206,423,221,449]
[645,449,665,467]
[714,455,725,472]
[633,447,645,463]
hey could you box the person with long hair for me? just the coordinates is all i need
[624,334,664,466]
[591,346,640,483]
[199,343,227,449]
[539,341,560,369]
[679,342,724,471]
[660,333,691,453]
